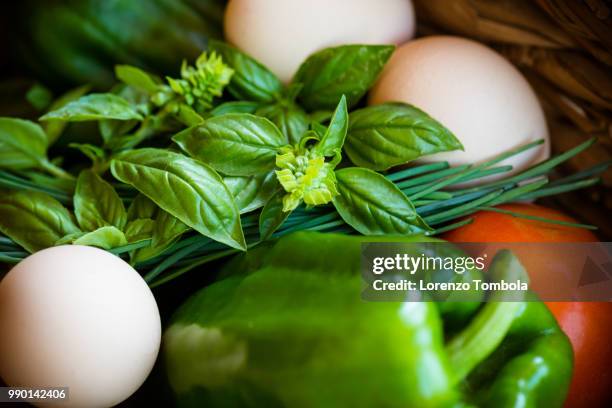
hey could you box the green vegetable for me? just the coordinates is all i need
[43,85,92,144]
[224,173,277,214]
[115,65,162,95]
[110,148,246,251]
[258,190,290,240]
[164,232,572,407]
[173,114,286,176]
[74,169,127,231]
[293,45,394,110]
[72,226,128,249]
[124,218,155,243]
[131,210,189,263]
[13,0,225,88]
[0,189,80,252]
[333,167,431,235]
[208,40,283,103]
[345,103,463,170]
[40,93,144,122]
[0,118,50,171]
[166,52,234,113]
[311,95,348,157]
[255,102,309,145]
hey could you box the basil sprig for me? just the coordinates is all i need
[173,94,439,238]
[0,41,470,264]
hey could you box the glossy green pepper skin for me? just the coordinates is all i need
[10,0,225,88]
[164,232,572,407]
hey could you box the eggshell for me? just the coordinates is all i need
[0,246,161,407]
[369,36,549,175]
[224,0,416,82]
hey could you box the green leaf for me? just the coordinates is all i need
[173,113,285,176]
[110,148,246,250]
[152,211,189,248]
[0,189,80,252]
[74,170,127,232]
[333,167,431,235]
[344,103,463,171]
[0,118,49,170]
[125,218,156,243]
[259,190,292,240]
[69,143,106,170]
[40,93,144,122]
[43,85,91,144]
[99,119,139,144]
[294,45,394,110]
[72,226,128,249]
[132,210,189,263]
[174,103,205,126]
[256,102,309,145]
[313,95,348,157]
[115,65,161,94]
[127,194,159,221]
[224,172,277,214]
[208,40,283,103]
[210,101,260,116]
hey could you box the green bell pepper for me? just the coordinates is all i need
[164,232,572,407]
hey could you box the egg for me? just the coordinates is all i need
[0,246,161,407]
[369,36,549,176]
[224,0,416,83]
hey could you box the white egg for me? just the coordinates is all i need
[0,246,161,408]
[369,36,549,176]
[224,0,416,83]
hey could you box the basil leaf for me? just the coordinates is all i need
[110,148,246,250]
[0,189,80,252]
[127,194,159,221]
[152,211,189,247]
[294,45,394,110]
[115,65,161,94]
[224,172,277,214]
[333,167,431,235]
[74,170,127,231]
[173,114,285,176]
[174,103,205,127]
[209,40,282,103]
[125,218,155,243]
[40,93,144,122]
[259,190,291,240]
[0,118,48,170]
[99,119,139,144]
[69,143,106,170]
[210,101,260,116]
[344,103,463,171]
[256,102,309,145]
[313,95,348,157]
[132,210,189,263]
[43,85,91,144]
[72,226,128,249]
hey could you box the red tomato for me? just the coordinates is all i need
[442,203,611,408]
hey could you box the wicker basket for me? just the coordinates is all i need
[413,0,612,238]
